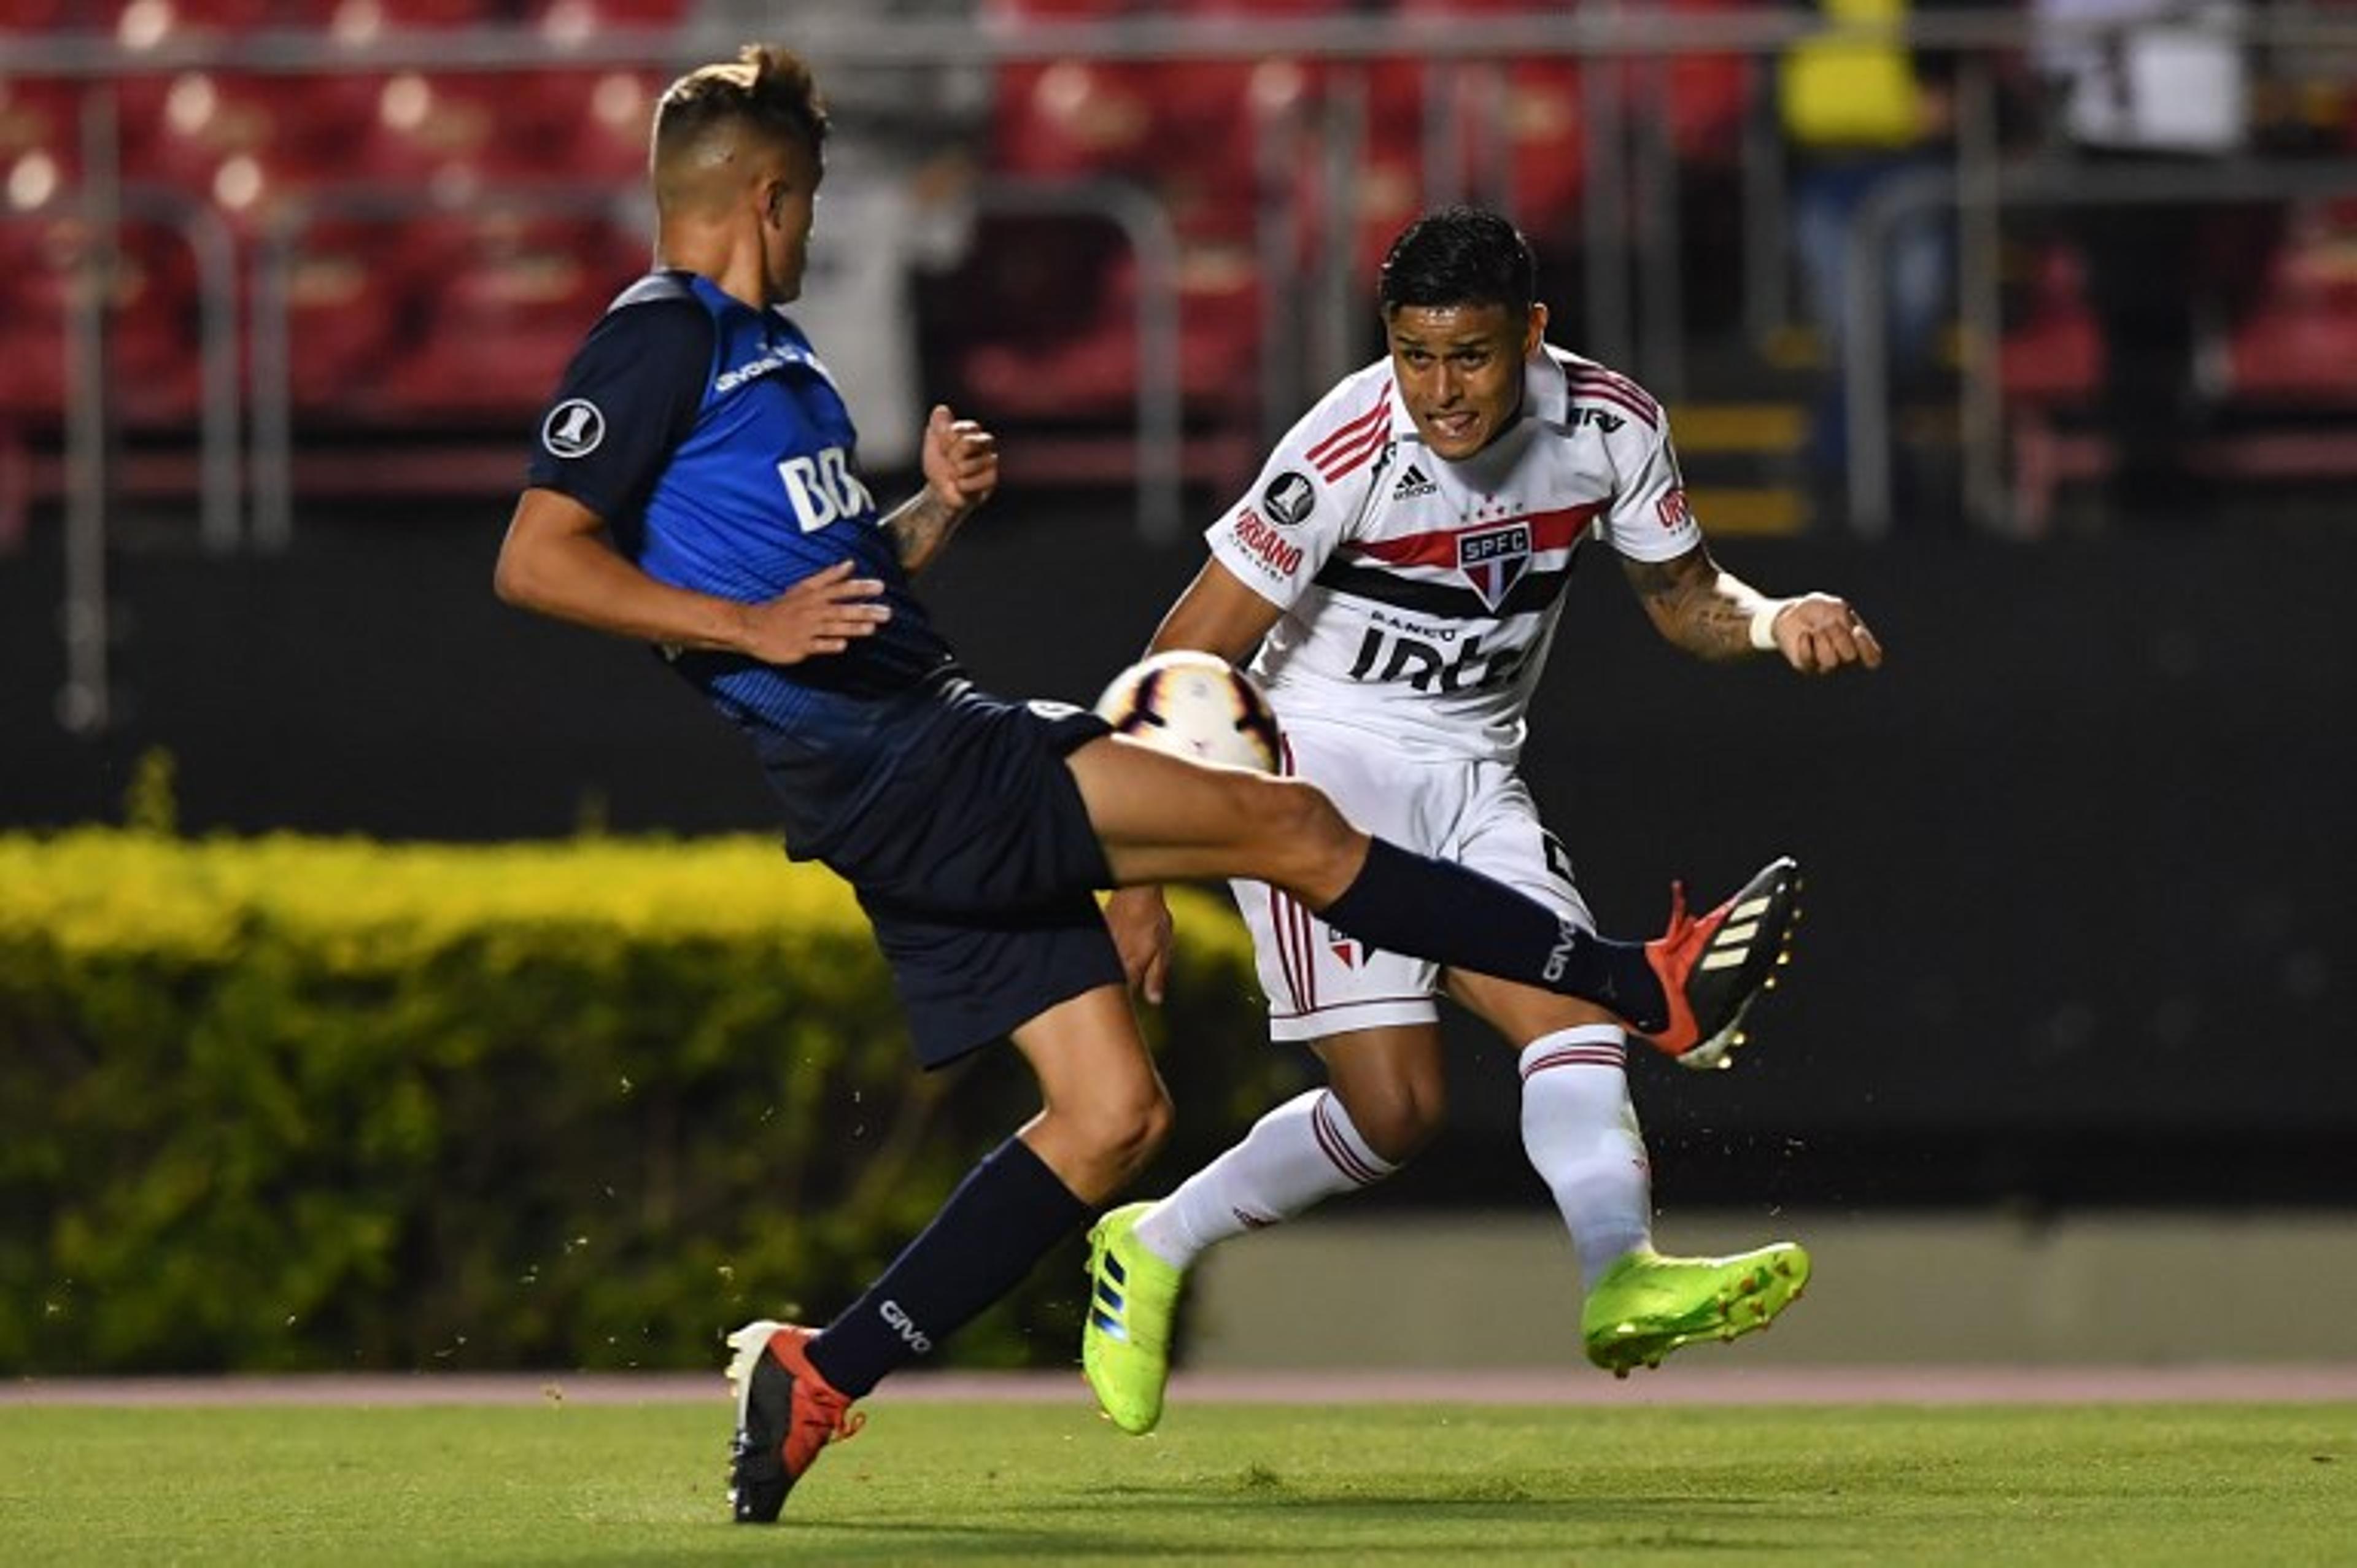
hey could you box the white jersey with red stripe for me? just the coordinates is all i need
[1206,344,1701,762]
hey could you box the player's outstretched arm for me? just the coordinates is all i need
[1622,543,1884,675]
[884,404,998,574]
[496,487,889,664]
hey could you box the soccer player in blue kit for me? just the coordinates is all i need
[494,45,1800,1524]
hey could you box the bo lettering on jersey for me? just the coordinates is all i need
[778,447,875,533]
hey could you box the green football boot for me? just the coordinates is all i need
[1081,1202,1185,1435]
[1580,1243,1812,1378]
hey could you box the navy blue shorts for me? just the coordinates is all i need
[768,682,1123,1068]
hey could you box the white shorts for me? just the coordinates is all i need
[1233,722,1594,1042]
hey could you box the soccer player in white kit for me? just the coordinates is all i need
[1082,207,1883,1435]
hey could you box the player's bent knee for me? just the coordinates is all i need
[1338,1085,1444,1165]
[1066,1083,1174,1180]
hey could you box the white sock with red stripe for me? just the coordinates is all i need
[1129,1089,1396,1270]
[1517,1024,1655,1286]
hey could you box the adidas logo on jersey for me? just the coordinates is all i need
[1391,463,1438,501]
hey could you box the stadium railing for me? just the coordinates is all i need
[6,6,2357,565]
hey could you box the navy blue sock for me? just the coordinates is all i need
[1320,837,1668,1032]
[805,1137,1088,1398]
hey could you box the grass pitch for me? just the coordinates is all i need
[4,1397,2353,1565]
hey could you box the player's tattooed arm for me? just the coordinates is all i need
[881,489,967,574]
[1624,544,1886,673]
[891,404,999,574]
[1622,544,1766,662]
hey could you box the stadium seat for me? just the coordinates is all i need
[2226,220,2357,405]
[110,0,280,50]
[958,238,1263,420]
[489,68,661,184]
[0,0,75,29]
[527,0,692,44]
[2000,243,2102,405]
[119,71,280,185]
[343,69,500,188]
[280,216,424,417]
[376,215,641,419]
[0,217,202,425]
[0,222,68,419]
[302,0,500,37]
[1,76,80,185]
[1656,0,1755,165]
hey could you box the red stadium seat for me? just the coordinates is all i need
[958,239,1263,419]
[0,222,68,419]
[2,74,84,169]
[341,69,501,187]
[527,0,692,42]
[281,216,425,418]
[0,0,76,29]
[489,68,661,184]
[993,57,1159,184]
[119,71,281,185]
[1655,0,1755,164]
[298,0,500,35]
[2000,244,2101,404]
[2226,217,2357,404]
[109,0,280,49]
[0,217,202,425]
[377,215,641,419]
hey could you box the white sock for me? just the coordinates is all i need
[1131,1088,1397,1270]
[1518,1024,1655,1286]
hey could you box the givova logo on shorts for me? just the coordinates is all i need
[778,447,875,532]
[1458,522,1531,611]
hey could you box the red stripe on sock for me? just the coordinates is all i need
[1310,1092,1385,1186]
[1519,1045,1627,1081]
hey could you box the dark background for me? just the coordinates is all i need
[6,496,2351,1212]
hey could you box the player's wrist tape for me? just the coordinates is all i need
[1747,600,1788,652]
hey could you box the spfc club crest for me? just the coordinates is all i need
[1458,522,1532,611]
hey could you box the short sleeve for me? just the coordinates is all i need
[1204,382,1390,609]
[524,291,714,523]
[1596,413,1705,562]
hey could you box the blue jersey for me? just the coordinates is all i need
[527,270,965,845]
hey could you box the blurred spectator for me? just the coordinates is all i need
[2032,0,2261,526]
[1777,0,1968,527]
[713,1,988,477]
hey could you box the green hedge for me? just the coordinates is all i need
[0,832,1294,1375]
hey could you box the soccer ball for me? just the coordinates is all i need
[1094,651,1282,773]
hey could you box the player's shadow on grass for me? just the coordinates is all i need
[776,1483,1809,1560]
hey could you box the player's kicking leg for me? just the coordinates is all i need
[1063,735,1803,1057]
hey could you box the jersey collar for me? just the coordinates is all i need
[1525,347,1570,427]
